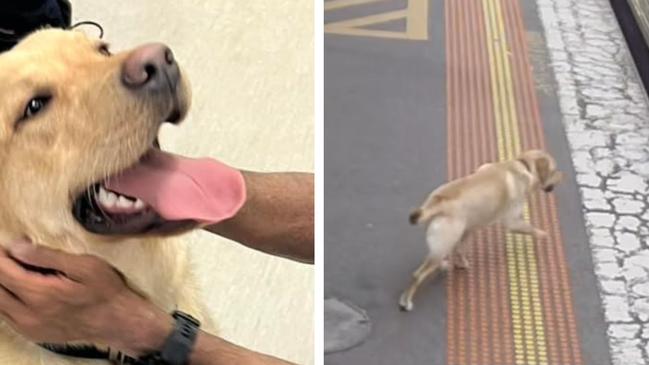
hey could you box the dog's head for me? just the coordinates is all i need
[0,29,239,245]
[517,149,563,193]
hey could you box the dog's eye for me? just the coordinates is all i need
[98,43,112,56]
[22,96,51,120]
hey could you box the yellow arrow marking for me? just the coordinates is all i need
[325,0,429,40]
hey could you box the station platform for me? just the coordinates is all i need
[325,0,649,364]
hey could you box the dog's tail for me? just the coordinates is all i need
[409,196,445,225]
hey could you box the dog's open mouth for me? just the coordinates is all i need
[72,145,246,236]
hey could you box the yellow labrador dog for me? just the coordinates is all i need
[0,29,245,364]
[399,150,563,312]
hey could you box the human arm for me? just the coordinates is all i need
[205,171,314,264]
[0,242,295,365]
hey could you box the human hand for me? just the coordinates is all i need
[0,241,171,356]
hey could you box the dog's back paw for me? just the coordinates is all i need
[398,293,414,312]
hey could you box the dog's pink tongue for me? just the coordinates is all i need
[105,149,245,224]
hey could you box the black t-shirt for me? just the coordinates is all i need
[0,0,71,52]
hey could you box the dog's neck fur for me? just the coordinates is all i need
[0,231,205,364]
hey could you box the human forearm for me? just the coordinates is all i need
[0,243,296,365]
[121,296,294,365]
[205,171,314,264]
[189,331,295,365]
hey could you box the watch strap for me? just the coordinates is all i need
[138,310,201,365]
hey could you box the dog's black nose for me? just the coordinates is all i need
[122,43,179,92]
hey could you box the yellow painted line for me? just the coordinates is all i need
[483,0,506,162]
[406,0,429,40]
[493,0,516,160]
[324,0,385,11]
[516,234,536,364]
[525,206,549,364]
[482,0,548,364]
[325,9,408,38]
[506,234,525,364]
[324,0,429,40]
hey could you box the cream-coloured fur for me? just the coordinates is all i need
[0,29,209,364]
[399,150,563,312]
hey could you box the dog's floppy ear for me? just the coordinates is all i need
[535,157,551,184]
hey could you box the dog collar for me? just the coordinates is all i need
[39,310,200,365]
[39,343,141,364]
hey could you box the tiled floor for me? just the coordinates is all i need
[75,1,314,363]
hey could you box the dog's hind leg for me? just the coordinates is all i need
[439,231,471,271]
[399,256,440,312]
[399,217,466,311]
[399,217,466,312]
[413,255,432,277]
[451,232,471,270]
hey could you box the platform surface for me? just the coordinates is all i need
[324,0,648,364]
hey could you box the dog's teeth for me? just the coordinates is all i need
[105,191,117,206]
[133,199,145,209]
[98,186,109,203]
[97,186,117,207]
[117,196,133,209]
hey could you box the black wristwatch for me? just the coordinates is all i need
[138,310,201,365]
